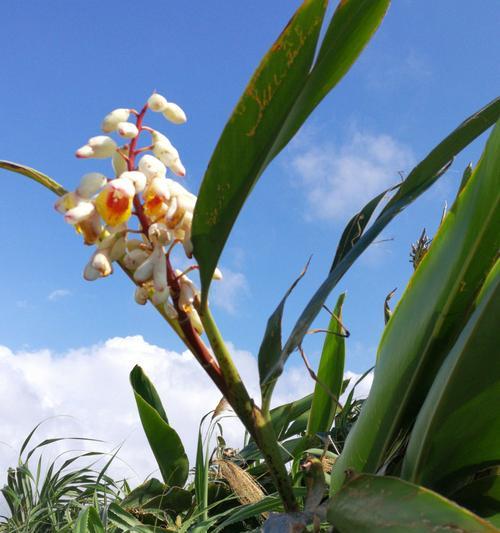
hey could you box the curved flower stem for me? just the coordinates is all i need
[200,305,298,512]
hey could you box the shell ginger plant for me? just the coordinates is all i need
[2,0,499,530]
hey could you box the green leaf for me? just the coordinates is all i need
[264,97,500,404]
[327,474,497,532]
[130,365,169,425]
[306,293,346,436]
[192,1,328,300]
[452,475,500,528]
[258,260,311,410]
[130,366,189,487]
[193,0,390,301]
[121,478,192,514]
[0,160,67,197]
[73,506,105,533]
[402,261,500,490]
[330,118,500,492]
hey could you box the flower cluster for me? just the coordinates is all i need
[55,92,217,334]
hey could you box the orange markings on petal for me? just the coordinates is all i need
[95,186,133,226]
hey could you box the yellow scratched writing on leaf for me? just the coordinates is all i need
[206,182,231,227]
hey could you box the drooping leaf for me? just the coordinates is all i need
[330,118,500,492]
[452,475,500,528]
[327,474,497,532]
[130,366,189,487]
[262,98,500,404]
[402,261,500,490]
[120,478,192,514]
[258,260,311,409]
[306,293,346,436]
[0,160,67,197]
[193,0,391,301]
[107,502,162,532]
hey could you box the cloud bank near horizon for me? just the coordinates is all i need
[0,335,372,487]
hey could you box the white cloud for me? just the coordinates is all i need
[0,336,371,496]
[48,289,71,301]
[290,129,415,221]
[211,267,249,314]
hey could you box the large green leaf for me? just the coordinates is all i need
[306,293,346,436]
[327,474,497,532]
[452,475,500,528]
[0,160,67,197]
[192,0,390,301]
[330,118,500,492]
[261,98,500,405]
[130,366,189,487]
[402,261,500,490]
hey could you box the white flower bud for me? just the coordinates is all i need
[117,122,139,139]
[153,141,179,164]
[77,173,107,199]
[213,268,223,281]
[76,136,117,159]
[101,108,130,133]
[152,286,170,306]
[92,250,113,277]
[134,246,161,283]
[109,237,127,261]
[112,147,129,177]
[164,302,178,320]
[188,308,204,334]
[121,171,147,193]
[134,286,149,305]
[138,154,167,180]
[169,157,186,177]
[123,249,150,270]
[147,93,168,112]
[64,201,95,225]
[148,223,170,245]
[179,282,196,310]
[83,262,101,281]
[151,131,172,146]
[153,247,167,292]
[162,102,187,124]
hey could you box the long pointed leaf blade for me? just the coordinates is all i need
[269,98,500,395]
[330,118,500,492]
[192,0,328,301]
[402,261,500,489]
[327,474,497,532]
[306,293,346,436]
[130,365,169,425]
[269,0,391,159]
[258,260,310,408]
[0,160,67,197]
[130,367,189,487]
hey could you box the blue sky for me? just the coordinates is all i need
[1,0,498,377]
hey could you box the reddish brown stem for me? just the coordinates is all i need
[166,256,226,393]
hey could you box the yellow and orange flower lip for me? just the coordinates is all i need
[95,178,135,227]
